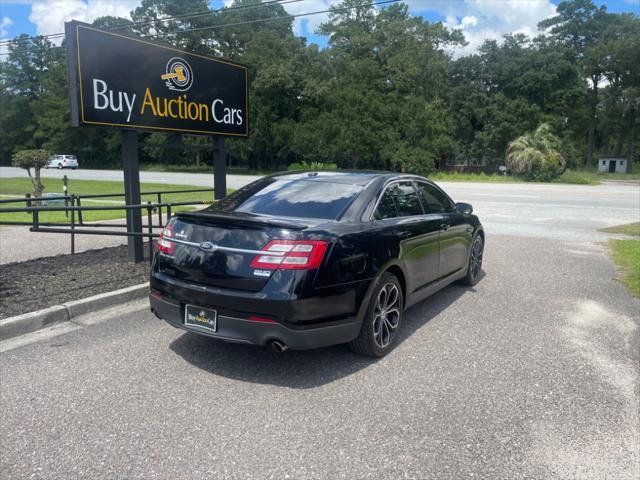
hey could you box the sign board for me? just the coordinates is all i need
[65,21,248,137]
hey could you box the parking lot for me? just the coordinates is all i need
[1,176,639,479]
[1,226,639,478]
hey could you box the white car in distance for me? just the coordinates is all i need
[46,155,79,170]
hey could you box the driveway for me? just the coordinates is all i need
[1,234,639,479]
[1,169,639,478]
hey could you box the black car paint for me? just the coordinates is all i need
[149,171,483,350]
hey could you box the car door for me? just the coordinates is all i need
[415,181,472,277]
[373,182,441,294]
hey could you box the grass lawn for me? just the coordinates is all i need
[0,177,229,225]
[560,168,640,184]
[598,222,640,237]
[139,163,640,185]
[601,222,640,297]
[608,239,640,297]
[429,172,524,183]
[142,163,276,176]
[432,168,639,185]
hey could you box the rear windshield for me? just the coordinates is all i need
[213,178,363,220]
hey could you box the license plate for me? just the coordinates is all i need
[184,304,217,333]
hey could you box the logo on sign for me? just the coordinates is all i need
[161,57,193,92]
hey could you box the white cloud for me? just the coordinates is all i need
[281,0,557,52]
[1,16,14,38]
[183,0,336,39]
[408,0,558,56]
[20,0,559,55]
[460,15,478,28]
[223,0,340,39]
[280,0,340,37]
[1,16,14,55]
[24,0,337,46]
[29,0,140,44]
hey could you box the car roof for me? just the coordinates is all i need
[268,170,424,186]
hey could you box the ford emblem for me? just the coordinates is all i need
[199,241,217,252]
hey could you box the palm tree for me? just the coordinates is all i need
[506,123,566,179]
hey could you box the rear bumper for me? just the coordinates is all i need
[150,293,362,350]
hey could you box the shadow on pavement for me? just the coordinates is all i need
[169,276,479,389]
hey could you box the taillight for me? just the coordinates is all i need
[156,225,174,254]
[250,240,328,270]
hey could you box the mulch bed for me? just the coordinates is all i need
[0,245,152,319]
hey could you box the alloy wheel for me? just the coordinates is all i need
[373,282,401,348]
[470,237,483,280]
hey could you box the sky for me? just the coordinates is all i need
[0,0,638,57]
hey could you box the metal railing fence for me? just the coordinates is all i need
[0,188,215,262]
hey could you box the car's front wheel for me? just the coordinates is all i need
[349,272,403,357]
[57,163,63,169]
[460,234,484,286]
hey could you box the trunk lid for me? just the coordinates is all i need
[157,211,310,291]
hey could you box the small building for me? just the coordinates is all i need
[598,157,629,174]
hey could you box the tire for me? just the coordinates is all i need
[57,163,63,170]
[349,272,404,357]
[460,234,484,286]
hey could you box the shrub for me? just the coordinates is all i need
[288,161,338,171]
[506,123,566,181]
[11,149,51,199]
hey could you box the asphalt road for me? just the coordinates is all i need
[2,166,639,247]
[2,168,639,478]
[0,166,263,191]
[1,234,639,479]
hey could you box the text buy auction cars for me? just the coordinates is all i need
[66,22,248,137]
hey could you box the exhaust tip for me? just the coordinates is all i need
[271,340,288,353]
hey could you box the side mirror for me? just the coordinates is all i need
[455,202,473,215]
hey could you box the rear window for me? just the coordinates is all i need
[220,179,363,220]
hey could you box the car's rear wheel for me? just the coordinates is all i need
[349,272,403,357]
[57,163,63,169]
[461,234,484,286]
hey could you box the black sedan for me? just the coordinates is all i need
[150,171,484,357]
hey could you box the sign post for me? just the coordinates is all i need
[121,130,144,262]
[65,21,248,262]
[213,138,227,200]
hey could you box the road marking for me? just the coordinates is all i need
[455,193,540,199]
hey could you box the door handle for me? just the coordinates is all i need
[440,223,451,231]
[398,231,412,239]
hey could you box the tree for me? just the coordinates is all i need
[539,0,625,166]
[0,0,636,174]
[11,149,51,198]
[0,34,54,161]
[602,13,640,167]
[449,33,586,166]
[506,123,565,180]
[308,1,463,174]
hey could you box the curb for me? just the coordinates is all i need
[0,283,149,341]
